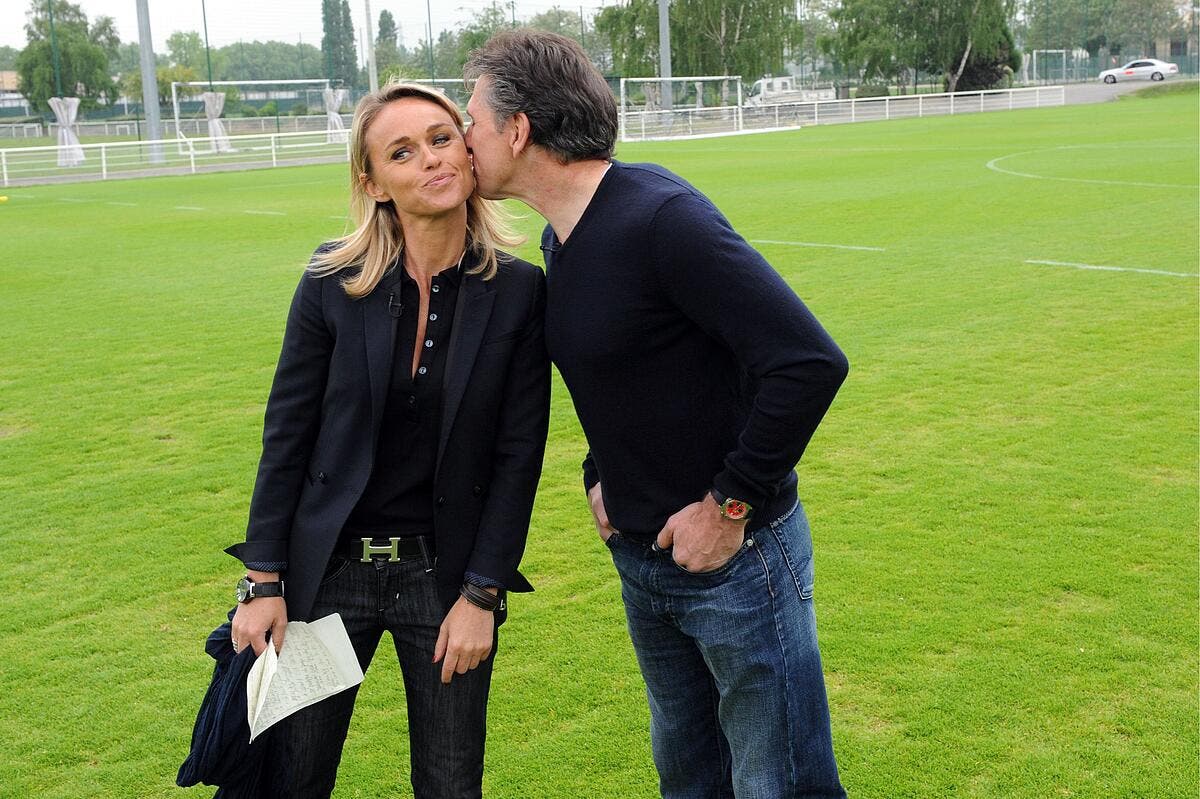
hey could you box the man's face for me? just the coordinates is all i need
[464,76,515,200]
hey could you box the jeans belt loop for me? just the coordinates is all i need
[416,536,435,574]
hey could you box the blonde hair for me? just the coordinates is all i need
[309,82,521,297]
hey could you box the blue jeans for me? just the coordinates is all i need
[606,501,844,799]
[267,556,493,798]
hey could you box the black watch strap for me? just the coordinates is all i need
[237,575,285,603]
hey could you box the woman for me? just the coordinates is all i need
[225,82,549,797]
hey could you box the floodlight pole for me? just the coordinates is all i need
[135,0,164,162]
[425,0,436,80]
[201,0,214,90]
[365,0,378,91]
[47,0,63,97]
[657,0,673,111]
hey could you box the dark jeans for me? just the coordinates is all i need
[268,556,493,798]
[606,501,845,799]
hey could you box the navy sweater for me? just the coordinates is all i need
[543,161,849,537]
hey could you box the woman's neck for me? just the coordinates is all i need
[400,207,468,281]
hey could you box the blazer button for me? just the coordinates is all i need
[435,496,446,507]
[472,485,482,496]
[317,471,327,483]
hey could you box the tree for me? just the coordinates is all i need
[0,45,20,70]
[823,0,915,87]
[527,6,612,71]
[16,0,116,111]
[821,0,1018,92]
[594,0,800,81]
[166,29,225,80]
[321,0,358,86]
[214,40,323,81]
[915,0,1015,93]
[122,63,199,105]
[594,0,667,77]
[376,9,401,76]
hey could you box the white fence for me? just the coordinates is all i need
[0,128,351,187]
[621,86,1067,142]
[34,113,354,141]
[0,122,45,138]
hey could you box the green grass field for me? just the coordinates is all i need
[0,86,1196,798]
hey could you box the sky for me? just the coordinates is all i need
[2,1,608,56]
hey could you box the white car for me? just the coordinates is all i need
[1099,58,1179,83]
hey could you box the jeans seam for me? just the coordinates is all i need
[762,530,799,795]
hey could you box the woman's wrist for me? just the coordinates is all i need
[459,582,504,612]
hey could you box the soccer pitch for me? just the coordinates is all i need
[0,85,1195,798]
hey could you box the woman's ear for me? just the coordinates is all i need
[359,172,389,203]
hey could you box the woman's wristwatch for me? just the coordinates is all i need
[236,575,285,603]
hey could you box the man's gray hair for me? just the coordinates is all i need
[464,29,617,164]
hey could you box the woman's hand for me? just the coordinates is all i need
[433,595,495,684]
[231,571,288,656]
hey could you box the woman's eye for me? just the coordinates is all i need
[391,149,410,160]
[433,134,451,145]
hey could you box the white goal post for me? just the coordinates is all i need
[1029,50,1067,84]
[170,79,333,141]
[619,75,744,142]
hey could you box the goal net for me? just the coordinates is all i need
[619,76,744,142]
[171,79,333,150]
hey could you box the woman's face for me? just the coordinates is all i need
[360,96,473,222]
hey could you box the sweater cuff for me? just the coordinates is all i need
[711,469,770,519]
[582,455,600,493]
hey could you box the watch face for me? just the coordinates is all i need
[722,499,750,520]
[236,576,252,603]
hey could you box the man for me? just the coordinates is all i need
[464,30,848,799]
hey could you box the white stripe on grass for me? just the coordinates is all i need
[243,210,286,216]
[750,239,885,252]
[174,206,205,211]
[1026,259,1199,278]
[987,145,1199,190]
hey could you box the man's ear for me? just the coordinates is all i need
[359,172,389,203]
[509,111,532,157]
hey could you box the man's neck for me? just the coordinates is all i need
[510,157,612,245]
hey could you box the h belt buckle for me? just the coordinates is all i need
[360,537,405,563]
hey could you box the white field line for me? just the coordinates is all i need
[59,197,87,203]
[106,201,137,206]
[750,239,885,252]
[228,179,334,192]
[1026,259,1199,278]
[174,206,205,211]
[244,210,286,216]
[986,144,1200,189]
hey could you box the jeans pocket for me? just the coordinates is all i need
[671,537,756,578]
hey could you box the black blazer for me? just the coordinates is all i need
[227,248,550,623]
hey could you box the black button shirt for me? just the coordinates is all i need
[343,261,461,538]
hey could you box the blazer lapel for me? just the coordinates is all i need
[437,272,495,471]
[364,265,405,436]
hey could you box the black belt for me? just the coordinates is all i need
[336,535,435,570]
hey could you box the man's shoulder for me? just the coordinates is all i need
[611,160,702,200]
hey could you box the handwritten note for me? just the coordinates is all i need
[245,613,364,742]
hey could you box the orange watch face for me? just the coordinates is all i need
[723,499,749,520]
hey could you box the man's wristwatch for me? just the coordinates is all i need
[711,488,753,521]
[236,575,285,603]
